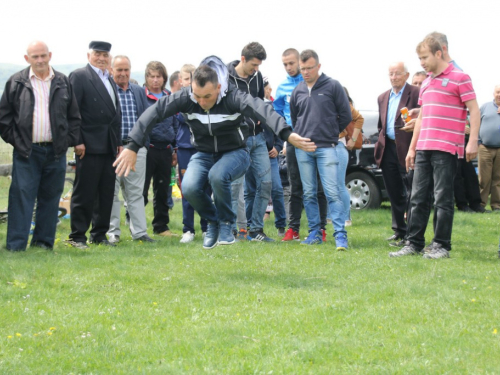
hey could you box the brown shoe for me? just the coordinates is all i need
[156,230,179,237]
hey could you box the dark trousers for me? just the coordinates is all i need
[7,144,66,250]
[454,157,481,209]
[177,148,208,234]
[407,150,457,250]
[381,140,409,237]
[70,153,116,243]
[286,143,327,232]
[143,146,172,233]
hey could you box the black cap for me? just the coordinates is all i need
[88,41,112,52]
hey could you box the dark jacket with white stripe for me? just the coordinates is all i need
[126,85,292,154]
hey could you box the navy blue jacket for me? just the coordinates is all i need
[290,73,352,147]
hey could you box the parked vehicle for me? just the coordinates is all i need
[346,110,387,209]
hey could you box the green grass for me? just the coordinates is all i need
[1,191,500,373]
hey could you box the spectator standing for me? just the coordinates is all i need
[390,36,480,259]
[374,62,420,246]
[290,49,352,249]
[412,71,426,87]
[67,41,121,248]
[478,85,500,211]
[142,61,179,237]
[107,56,154,244]
[0,41,80,251]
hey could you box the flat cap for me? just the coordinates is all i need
[89,41,112,52]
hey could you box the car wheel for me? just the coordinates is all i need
[346,171,382,209]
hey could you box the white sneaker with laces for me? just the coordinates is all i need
[180,231,195,244]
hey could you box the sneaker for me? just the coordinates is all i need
[65,240,89,249]
[248,230,275,242]
[277,227,286,237]
[203,222,219,249]
[301,230,323,245]
[321,229,327,242]
[282,228,300,242]
[180,231,195,244]
[335,233,348,251]
[108,234,120,244]
[219,222,235,245]
[389,244,422,257]
[423,242,450,259]
[202,232,206,239]
[236,228,248,241]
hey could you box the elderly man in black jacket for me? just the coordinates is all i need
[0,40,80,251]
[67,41,122,249]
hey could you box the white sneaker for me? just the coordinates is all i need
[180,231,195,243]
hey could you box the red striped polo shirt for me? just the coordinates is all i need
[417,63,476,158]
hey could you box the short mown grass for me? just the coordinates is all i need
[1,189,499,373]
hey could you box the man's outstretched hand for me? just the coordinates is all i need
[287,133,316,152]
[113,148,137,177]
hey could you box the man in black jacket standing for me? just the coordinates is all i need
[67,41,122,249]
[0,40,80,251]
[114,56,315,250]
[290,50,352,249]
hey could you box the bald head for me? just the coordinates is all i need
[24,40,52,79]
[388,62,409,93]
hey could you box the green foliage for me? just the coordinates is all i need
[0,200,499,373]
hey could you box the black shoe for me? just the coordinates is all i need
[135,234,156,243]
[386,234,404,241]
[457,206,474,213]
[31,242,53,250]
[470,205,490,213]
[90,239,116,247]
[389,239,407,248]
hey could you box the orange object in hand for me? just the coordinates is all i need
[400,107,412,123]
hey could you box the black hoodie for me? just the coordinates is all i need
[290,73,352,147]
[227,60,265,136]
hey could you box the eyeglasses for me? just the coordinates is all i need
[388,72,406,77]
[300,65,318,72]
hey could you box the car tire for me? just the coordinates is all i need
[346,171,382,209]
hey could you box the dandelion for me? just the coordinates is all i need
[471,299,476,302]
[34,333,39,337]
[153,302,157,306]
[47,332,53,336]
[49,327,56,331]
[15,333,22,337]
[462,280,467,284]
[494,329,498,335]
[7,335,13,339]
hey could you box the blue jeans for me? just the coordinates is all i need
[270,157,287,228]
[336,143,351,222]
[231,175,247,232]
[7,145,66,250]
[244,133,272,232]
[178,148,208,233]
[407,150,457,250]
[182,148,250,224]
[296,145,348,237]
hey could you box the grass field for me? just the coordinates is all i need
[1,182,500,373]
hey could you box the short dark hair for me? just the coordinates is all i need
[145,61,168,91]
[193,65,218,88]
[416,36,444,56]
[300,49,319,64]
[282,48,299,60]
[413,71,426,78]
[169,71,180,87]
[242,42,267,62]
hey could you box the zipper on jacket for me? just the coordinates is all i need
[207,110,218,152]
[237,127,244,141]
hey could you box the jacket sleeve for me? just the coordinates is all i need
[66,77,82,147]
[171,113,179,149]
[273,85,286,119]
[69,71,84,144]
[0,79,16,145]
[333,81,352,132]
[126,90,188,152]
[290,90,297,129]
[231,89,292,142]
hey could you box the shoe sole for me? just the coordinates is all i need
[219,240,235,245]
[180,238,195,244]
[337,246,348,251]
[203,241,219,249]
[281,238,300,242]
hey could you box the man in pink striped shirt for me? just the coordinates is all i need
[389,36,480,259]
[0,41,80,251]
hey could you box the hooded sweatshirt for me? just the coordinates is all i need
[290,73,352,147]
[227,60,265,136]
[126,56,292,154]
[273,73,304,127]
